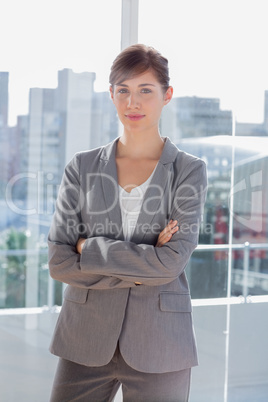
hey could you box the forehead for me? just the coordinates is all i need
[115,70,159,86]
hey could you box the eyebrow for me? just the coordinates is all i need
[116,83,156,87]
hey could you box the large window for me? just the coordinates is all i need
[139,0,268,299]
[0,1,267,401]
[1,1,122,400]
[0,0,121,309]
[138,1,268,401]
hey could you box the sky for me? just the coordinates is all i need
[1,0,268,126]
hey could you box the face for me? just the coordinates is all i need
[110,70,173,134]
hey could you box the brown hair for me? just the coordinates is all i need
[109,44,170,92]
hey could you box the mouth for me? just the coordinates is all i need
[125,114,145,121]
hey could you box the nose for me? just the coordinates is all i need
[127,92,140,109]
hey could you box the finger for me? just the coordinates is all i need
[156,232,175,247]
[169,219,178,228]
[158,220,177,239]
[159,221,178,239]
[156,224,179,247]
[163,225,178,240]
[156,220,179,247]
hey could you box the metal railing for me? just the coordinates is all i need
[196,242,268,299]
[0,242,268,313]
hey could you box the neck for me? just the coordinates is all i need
[117,130,165,159]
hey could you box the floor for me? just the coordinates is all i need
[0,313,267,402]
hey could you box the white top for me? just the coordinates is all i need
[119,165,157,241]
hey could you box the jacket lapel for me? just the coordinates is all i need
[99,138,124,240]
[131,138,179,244]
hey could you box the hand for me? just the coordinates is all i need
[155,219,179,248]
[136,220,178,285]
[76,238,86,254]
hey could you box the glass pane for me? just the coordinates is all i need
[0,0,121,309]
[139,0,268,298]
[139,1,268,401]
[231,138,268,297]
[186,248,228,299]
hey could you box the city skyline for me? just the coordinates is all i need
[2,66,268,137]
[3,64,268,128]
[2,1,268,126]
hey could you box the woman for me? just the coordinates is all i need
[48,44,207,402]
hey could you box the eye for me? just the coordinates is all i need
[118,88,129,94]
[141,88,152,94]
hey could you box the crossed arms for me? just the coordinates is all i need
[48,154,207,289]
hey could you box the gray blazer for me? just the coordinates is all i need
[48,137,207,373]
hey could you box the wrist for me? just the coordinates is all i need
[80,239,85,252]
[77,238,86,254]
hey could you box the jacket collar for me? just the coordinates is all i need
[99,137,179,242]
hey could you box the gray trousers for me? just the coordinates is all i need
[50,345,191,402]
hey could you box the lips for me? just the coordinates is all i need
[125,114,145,121]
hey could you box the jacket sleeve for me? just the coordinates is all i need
[48,154,136,290]
[48,240,137,289]
[79,159,207,286]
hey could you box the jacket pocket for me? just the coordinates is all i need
[159,292,192,313]
[64,285,89,304]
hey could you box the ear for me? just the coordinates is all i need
[109,85,115,102]
[164,86,173,105]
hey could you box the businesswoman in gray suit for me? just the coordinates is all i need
[48,44,207,401]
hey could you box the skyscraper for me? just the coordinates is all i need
[264,90,268,132]
[24,70,97,308]
[161,96,233,141]
[0,72,9,128]
[57,68,96,171]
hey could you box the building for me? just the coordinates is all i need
[24,70,110,308]
[26,87,60,217]
[161,95,233,141]
[90,91,118,149]
[236,90,268,136]
[5,69,118,231]
[0,72,9,201]
[162,92,268,140]
[0,72,9,128]
[57,69,96,170]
